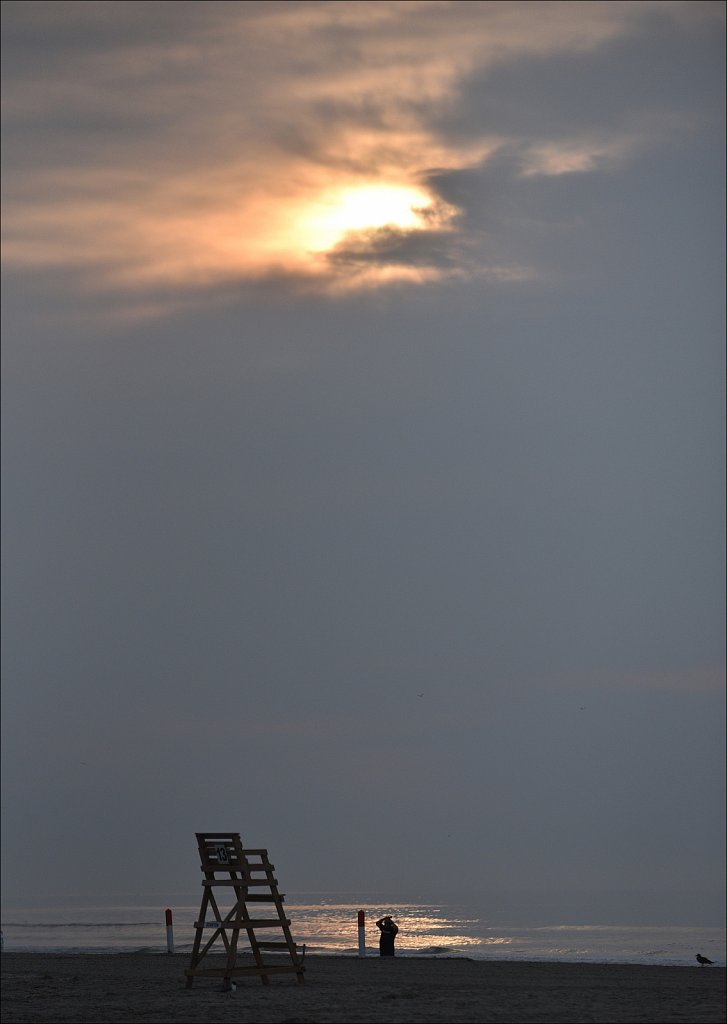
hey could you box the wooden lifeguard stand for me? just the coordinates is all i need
[185,832,305,989]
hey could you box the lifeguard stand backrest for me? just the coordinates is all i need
[196,832,247,874]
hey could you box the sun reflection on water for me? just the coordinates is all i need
[286,902,486,955]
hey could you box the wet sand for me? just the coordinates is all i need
[1,952,725,1023]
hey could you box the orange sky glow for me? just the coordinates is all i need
[1,0,718,304]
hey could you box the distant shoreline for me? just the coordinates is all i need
[2,952,725,1023]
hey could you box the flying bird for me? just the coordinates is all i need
[696,954,714,966]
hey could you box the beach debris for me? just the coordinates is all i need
[696,954,714,966]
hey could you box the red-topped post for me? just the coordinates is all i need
[358,909,366,957]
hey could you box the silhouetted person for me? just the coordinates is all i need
[696,954,714,966]
[375,915,398,956]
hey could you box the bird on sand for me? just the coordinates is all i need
[696,954,714,966]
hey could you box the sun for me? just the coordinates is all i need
[299,183,436,252]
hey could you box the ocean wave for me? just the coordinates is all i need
[3,922,158,929]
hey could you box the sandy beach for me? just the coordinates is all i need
[1,952,724,1023]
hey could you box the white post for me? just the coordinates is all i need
[358,909,366,957]
[165,908,174,954]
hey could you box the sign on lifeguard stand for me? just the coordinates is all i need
[185,832,305,990]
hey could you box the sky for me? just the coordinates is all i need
[1,1,725,926]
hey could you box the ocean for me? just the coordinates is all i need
[1,896,724,967]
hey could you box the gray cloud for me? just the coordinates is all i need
[327,224,466,269]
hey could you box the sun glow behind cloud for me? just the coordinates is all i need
[39,173,459,293]
[298,183,446,253]
[2,0,718,309]
[2,156,465,298]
